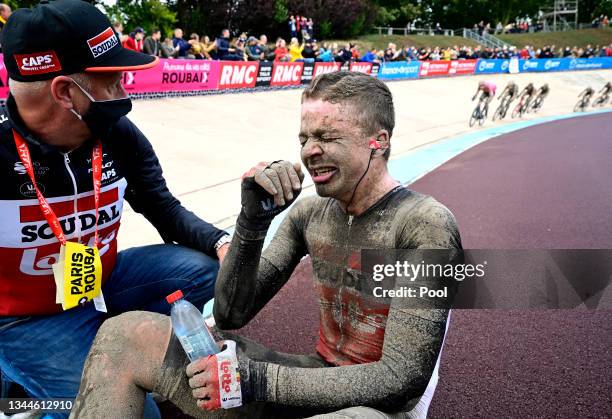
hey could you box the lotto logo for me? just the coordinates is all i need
[87,28,119,58]
[15,51,62,76]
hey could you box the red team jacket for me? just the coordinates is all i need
[0,96,227,316]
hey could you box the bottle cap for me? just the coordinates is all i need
[166,290,184,304]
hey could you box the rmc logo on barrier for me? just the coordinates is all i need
[218,62,259,89]
[270,62,304,86]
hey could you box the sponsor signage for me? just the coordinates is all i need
[567,57,612,71]
[301,62,315,84]
[370,63,381,78]
[1,55,608,99]
[15,51,62,76]
[218,61,258,89]
[448,59,477,75]
[378,61,421,80]
[349,62,373,74]
[270,62,304,87]
[420,60,451,77]
[255,61,273,87]
[87,28,119,58]
[313,62,341,78]
[119,59,220,93]
[474,59,510,74]
[519,58,567,72]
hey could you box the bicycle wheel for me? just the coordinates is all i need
[478,109,486,126]
[511,103,521,118]
[593,96,604,107]
[469,108,478,127]
[501,101,511,119]
[535,97,544,112]
[573,100,584,113]
[492,105,503,121]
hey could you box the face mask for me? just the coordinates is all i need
[69,79,132,139]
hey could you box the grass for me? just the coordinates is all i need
[326,34,479,51]
[497,28,612,48]
[324,28,612,51]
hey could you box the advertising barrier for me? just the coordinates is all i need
[475,57,612,75]
[419,60,451,77]
[218,61,259,89]
[474,59,511,74]
[449,59,477,75]
[0,54,609,100]
[122,60,220,94]
[349,62,373,74]
[270,61,304,87]
[567,57,612,71]
[519,58,568,72]
[377,61,421,80]
[255,61,273,87]
[313,62,342,77]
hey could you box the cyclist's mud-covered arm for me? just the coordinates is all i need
[112,118,227,258]
[213,199,310,329]
[240,201,462,412]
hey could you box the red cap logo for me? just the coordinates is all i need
[15,51,62,76]
[87,27,119,59]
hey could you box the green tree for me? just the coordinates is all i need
[372,0,420,27]
[104,0,177,37]
[591,0,612,20]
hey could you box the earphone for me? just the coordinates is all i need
[368,138,382,150]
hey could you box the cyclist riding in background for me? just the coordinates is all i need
[472,80,497,109]
[529,83,550,112]
[596,82,611,100]
[535,83,550,100]
[518,82,535,107]
[498,81,518,103]
[579,86,595,102]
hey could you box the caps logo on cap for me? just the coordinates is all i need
[14,51,62,76]
[87,27,119,58]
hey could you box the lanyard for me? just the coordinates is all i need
[13,129,103,246]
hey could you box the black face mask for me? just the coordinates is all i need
[70,79,132,139]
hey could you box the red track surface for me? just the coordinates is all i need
[239,112,612,417]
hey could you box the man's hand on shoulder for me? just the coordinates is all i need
[239,161,304,229]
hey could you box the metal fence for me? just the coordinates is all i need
[373,26,456,37]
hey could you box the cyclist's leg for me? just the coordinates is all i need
[72,311,329,419]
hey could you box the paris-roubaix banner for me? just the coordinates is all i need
[0,54,609,99]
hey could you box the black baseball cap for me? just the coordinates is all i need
[2,0,158,82]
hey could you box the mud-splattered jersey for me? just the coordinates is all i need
[215,186,462,411]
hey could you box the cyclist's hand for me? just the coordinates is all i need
[238,161,304,229]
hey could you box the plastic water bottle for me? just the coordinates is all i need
[166,290,218,361]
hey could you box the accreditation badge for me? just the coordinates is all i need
[52,241,103,311]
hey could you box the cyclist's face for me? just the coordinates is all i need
[299,99,371,201]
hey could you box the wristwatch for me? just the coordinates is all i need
[214,234,232,251]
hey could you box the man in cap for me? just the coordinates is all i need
[0,0,229,415]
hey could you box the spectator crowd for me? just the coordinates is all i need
[95,13,612,66]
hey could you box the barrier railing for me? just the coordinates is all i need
[0,56,610,100]
[373,26,456,37]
